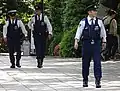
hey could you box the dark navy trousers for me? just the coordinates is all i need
[7,38,21,65]
[82,40,102,81]
[34,34,46,59]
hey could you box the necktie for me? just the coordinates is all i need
[91,19,94,30]
[90,18,94,43]
[38,16,40,20]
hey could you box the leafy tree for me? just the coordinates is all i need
[48,0,63,34]
[62,0,87,31]
[117,7,120,35]
[47,0,63,55]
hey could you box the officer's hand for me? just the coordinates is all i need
[74,42,78,50]
[48,34,52,40]
[4,38,7,43]
[24,35,28,40]
[102,42,106,50]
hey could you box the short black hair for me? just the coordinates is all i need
[108,10,117,16]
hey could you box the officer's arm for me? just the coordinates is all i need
[44,16,53,35]
[19,20,28,37]
[99,20,107,42]
[111,19,117,36]
[28,17,34,30]
[75,20,85,42]
[3,21,9,38]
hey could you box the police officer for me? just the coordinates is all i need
[3,10,28,68]
[103,10,118,60]
[74,5,106,88]
[28,3,52,68]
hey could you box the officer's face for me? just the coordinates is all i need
[9,15,16,19]
[9,13,16,19]
[36,9,41,15]
[112,14,116,18]
[88,10,97,17]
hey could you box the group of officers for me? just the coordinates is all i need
[3,3,52,68]
[2,2,118,88]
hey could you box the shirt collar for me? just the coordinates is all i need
[87,15,96,21]
[36,13,42,17]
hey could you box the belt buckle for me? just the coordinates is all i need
[91,40,94,44]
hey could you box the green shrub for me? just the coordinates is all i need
[62,0,86,31]
[48,32,64,55]
[60,26,82,57]
[48,0,63,34]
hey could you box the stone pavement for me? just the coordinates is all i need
[0,56,120,91]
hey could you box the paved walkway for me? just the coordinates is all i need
[0,56,120,91]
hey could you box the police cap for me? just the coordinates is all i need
[34,3,42,10]
[8,10,17,16]
[86,4,98,12]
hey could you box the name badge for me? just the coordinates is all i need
[91,40,94,44]
[85,27,88,29]
[14,26,18,30]
[95,26,99,30]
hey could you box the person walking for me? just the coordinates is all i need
[3,10,28,68]
[28,3,52,68]
[74,5,106,88]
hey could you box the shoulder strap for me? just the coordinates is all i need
[35,15,37,23]
[107,18,114,32]
[102,16,108,23]
[81,18,88,37]
[109,18,114,25]
[41,0,44,22]
[8,19,11,25]
[15,19,18,25]
[85,17,89,27]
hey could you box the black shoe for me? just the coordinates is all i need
[95,80,101,88]
[16,61,21,68]
[37,65,43,68]
[37,59,43,68]
[83,81,88,87]
[16,64,21,68]
[10,65,15,68]
[111,56,115,59]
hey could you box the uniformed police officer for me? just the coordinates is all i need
[74,5,106,88]
[28,3,52,68]
[3,10,28,68]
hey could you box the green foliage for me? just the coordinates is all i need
[6,0,17,11]
[60,27,80,57]
[62,0,100,31]
[48,0,63,34]
[117,7,120,35]
[47,0,64,55]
